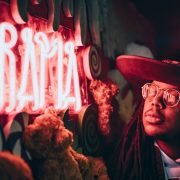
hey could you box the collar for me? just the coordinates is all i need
[154,142,180,179]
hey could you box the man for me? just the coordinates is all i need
[108,55,180,180]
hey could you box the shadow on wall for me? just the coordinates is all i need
[108,42,154,124]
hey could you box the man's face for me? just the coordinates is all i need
[142,81,180,139]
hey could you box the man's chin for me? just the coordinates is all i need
[144,127,166,139]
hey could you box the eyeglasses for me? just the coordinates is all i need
[141,83,180,107]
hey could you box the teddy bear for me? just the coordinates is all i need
[0,151,33,180]
[22,107,109,180]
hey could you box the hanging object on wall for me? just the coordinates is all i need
[62,0,74,17]
[77,104,101,156]
[74,0,89,45]
[83,45,102,80]
[3,0,103,46]
[85,0,101,46]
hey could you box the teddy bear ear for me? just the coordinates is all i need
[5,112,34,163]
[44,106,57,116]
[58,109,69,126]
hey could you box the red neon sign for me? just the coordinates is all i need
[0,22,82,114]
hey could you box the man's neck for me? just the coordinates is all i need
[156,139,180,160]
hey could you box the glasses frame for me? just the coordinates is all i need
[141,83,180,107]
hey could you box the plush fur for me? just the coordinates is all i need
[22,107,109,180]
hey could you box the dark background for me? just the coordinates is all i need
[130,0,180,59]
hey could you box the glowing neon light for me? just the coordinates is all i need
[0,22,82,114]
[34,32,50,108]
[63,42,82,111]
[17,28,39,112]
[55,40,64,109]
[0,23,17,113]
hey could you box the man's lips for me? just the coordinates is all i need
[144,112,164,124]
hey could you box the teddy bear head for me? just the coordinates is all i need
[22,107,73,159]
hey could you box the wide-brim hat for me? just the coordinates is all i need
[116,55,180,88]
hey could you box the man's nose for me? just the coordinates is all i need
[151,93,164,109]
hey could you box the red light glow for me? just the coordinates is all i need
[90,80,119,135]
[0,22,82,114]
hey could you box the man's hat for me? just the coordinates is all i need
[116,55,180,87]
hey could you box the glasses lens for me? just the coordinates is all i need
[142,83,157,99]
[163,89,180,107]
